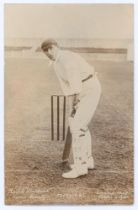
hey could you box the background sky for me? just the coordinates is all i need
[4,4,133,39]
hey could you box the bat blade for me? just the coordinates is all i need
[62,127,72,162]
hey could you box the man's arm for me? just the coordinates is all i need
[60,56,82,96]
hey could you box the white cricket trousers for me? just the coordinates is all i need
[69,74,102,168]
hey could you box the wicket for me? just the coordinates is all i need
[51,95,66,141]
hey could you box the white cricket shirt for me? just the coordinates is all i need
[53,49,95,96]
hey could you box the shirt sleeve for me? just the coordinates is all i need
[61,56,82,96]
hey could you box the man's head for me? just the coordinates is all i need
[41,39,59,61]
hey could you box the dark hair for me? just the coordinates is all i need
[41,39,58,52]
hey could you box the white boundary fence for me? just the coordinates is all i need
[5,38,133,61]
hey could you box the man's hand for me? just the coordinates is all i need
[72,93,80,109]
[68,93,80,116]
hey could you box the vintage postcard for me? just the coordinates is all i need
[4,3,133,205]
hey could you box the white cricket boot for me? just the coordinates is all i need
[87,156,95,169]
[62,164,88,179]
[70,156,95,170]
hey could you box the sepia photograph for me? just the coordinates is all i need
[4,3,133,205]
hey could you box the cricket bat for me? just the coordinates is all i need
[62,127,72,162]
[62,108,76,162]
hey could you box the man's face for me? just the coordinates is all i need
[43,47,56,61]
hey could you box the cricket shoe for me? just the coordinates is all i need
[62,165,88,179]
[70,157,95,170]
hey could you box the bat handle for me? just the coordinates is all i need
[71,108,76,117]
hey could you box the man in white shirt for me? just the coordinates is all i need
[41,39,101,179]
